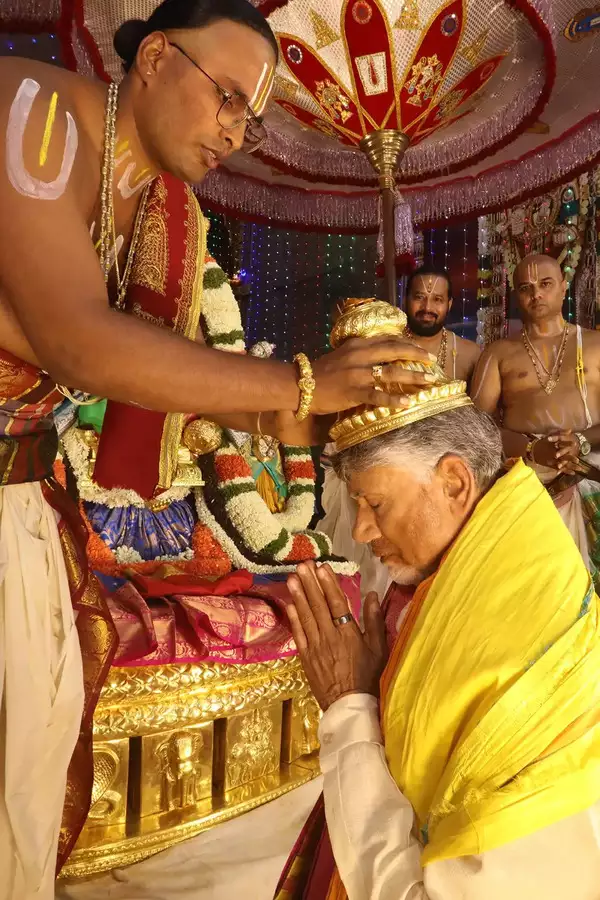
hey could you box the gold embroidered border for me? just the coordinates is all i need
[158,188,207,490]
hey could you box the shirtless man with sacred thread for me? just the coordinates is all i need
[404,266,480,385]
[0,1,432,896]
[471,253,600,579]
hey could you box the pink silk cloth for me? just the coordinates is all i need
[108,572,362,667]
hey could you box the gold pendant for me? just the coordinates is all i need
[545,378,556,394]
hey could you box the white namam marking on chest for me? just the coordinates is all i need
[6,78,78,200]
[115,139,152,200]
[89,220,123,273]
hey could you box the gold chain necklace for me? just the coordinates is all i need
[406,326,448,370]
[521,323,569,395]
[57,84,150,405]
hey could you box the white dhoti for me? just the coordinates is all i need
[0,483,84,900]
[528,450,600,575]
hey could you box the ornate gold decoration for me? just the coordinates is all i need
[93,657,312,740]
[330,381,472,450]
[330,297,407,347]
[274,75,298,101]
[183,418,223,456]
[158,189,206,491]
[293,352,316,421]
[283,695,322,763]
[461,29,489,66]
[359,130,410,191]
[394,0,420,30]
[309,8,340,49]
[405,54,444,107]
[435,88,467,122]
[130,176,169,296]
[315,79,353,123]
[60,658,320,879]
[328,297,471,451]
[222,705,282,791]
[88,740,129,823]
[136,723,214,816]
[172,445,205,488]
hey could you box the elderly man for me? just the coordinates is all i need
[277,367,600,899]
[471,253,600,581]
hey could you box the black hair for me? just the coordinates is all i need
[406,265,453,300]
[114,0,278,73]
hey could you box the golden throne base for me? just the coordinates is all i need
[60,657,321,880]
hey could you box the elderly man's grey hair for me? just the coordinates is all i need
[332,405,503,490]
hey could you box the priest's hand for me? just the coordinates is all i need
[286,562,388,711]
[549,430,586,475]
[312,336,437,413]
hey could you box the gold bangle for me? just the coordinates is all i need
[293,353,315,422]
[524,437,539,463]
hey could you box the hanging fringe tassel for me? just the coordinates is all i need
[376,191,415,278]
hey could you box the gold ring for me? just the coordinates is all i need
[372,364,384,390]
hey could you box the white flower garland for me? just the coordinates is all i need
[62,426,191,509]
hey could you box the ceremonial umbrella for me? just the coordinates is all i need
[4,0,600,303]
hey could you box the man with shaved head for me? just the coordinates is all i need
[471,253,600,581]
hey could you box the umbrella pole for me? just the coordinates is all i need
[381,184,398,306]
[360,130,410,307]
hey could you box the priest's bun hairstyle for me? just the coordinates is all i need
[113,0,278,73]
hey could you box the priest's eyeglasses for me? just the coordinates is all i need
[169,41,267,153]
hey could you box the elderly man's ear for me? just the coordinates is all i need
[436,455,476,507]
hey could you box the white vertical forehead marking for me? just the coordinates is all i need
[249,62,274,115]
[6,78,78,200]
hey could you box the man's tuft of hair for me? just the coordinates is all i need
[114,0,278,72]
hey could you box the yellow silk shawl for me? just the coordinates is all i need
[381,460,600,865]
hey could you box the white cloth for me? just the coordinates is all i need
[0,483,84,900]
[528,448,600,574]
[320,694,600,900]
[318,451,390,601]
[57,777,322,900]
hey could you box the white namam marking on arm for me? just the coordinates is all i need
[6,78,78,200]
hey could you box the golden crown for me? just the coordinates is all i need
[328,297,473,452]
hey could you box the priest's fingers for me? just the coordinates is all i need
[348,336,435,367]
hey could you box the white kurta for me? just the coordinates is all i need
[0,483,84,900]
[321,694,600,900]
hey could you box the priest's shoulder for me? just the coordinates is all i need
[0,57,104,215]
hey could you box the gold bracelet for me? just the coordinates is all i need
[524,437,540,463]
[293,353,316,422]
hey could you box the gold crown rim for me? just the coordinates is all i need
[330,386,473,451]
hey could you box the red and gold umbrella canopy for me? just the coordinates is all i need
[4,0,600,235]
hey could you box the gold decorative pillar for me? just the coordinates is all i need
[360,130,410,307]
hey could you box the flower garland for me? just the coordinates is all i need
[201,256,245,352]
[63,248,356,576]
[197,439,357,575]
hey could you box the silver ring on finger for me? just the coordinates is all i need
[333,613,353,626]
